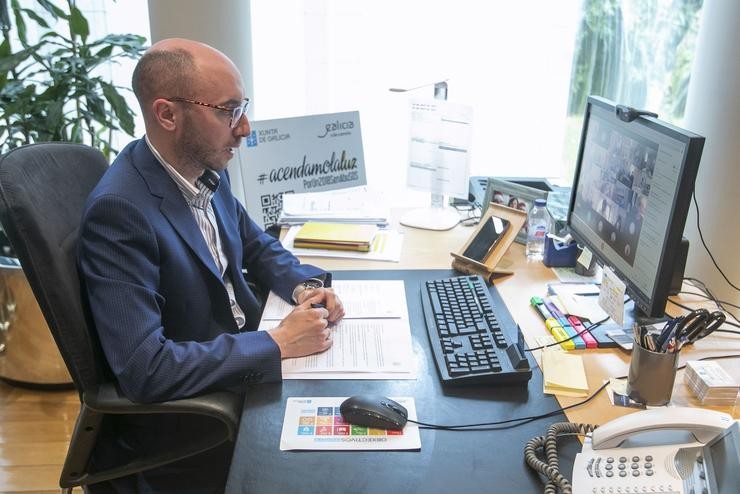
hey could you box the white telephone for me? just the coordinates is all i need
[572,407,737,494]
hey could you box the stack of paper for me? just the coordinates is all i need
[685,361,739,406]
[279,186,389,225]
[259,280,416,380]
[541,348,589,397]
[293,222,378,252]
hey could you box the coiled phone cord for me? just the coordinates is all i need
[524,422,598,494]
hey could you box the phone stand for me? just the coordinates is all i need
[451,203,526,281]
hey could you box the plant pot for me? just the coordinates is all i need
[0,259,72,386]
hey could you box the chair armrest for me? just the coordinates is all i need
[84,383,242,440]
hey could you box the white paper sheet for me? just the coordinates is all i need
[259,280,416,379]
[407,98,473,198]
[280,397,421,451]
[261,280,407,320]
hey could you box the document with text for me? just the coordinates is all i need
[259,280,416,379]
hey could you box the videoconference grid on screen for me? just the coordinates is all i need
[569,103,687,302]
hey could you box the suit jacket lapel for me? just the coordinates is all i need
[131,141,222,281]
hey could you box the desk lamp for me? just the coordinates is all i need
[389,80,464,231]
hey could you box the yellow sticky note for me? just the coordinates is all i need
[542,349,589,397]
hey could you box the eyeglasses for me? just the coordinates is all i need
[166,97,250,128]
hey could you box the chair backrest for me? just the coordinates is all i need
[0,143,110,397]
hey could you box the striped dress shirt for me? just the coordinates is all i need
[145,136,247,328]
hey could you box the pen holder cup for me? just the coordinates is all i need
[626,344,679,406]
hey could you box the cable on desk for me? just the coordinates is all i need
[524,422,598,494]
[525,316,610,352]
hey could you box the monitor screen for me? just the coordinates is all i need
[567,96,704,318]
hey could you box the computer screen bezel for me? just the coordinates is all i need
[567,96,704,318]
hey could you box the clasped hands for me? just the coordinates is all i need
[267,287,345,359]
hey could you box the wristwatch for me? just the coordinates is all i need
[292,278,324,303]
[301,279,324,290]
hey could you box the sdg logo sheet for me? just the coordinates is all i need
[279,397,420,451]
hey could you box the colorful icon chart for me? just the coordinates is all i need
[296,406,405,437]
[280,397,421,451]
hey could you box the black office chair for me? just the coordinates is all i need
[0,142,241,492]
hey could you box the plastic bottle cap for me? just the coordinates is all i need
[534,198,547,207]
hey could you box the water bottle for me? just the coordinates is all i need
[526,198,551,261]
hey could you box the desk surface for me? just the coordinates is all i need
[227,212,739,493]
[226,269,580,494]
[300,212,740,424]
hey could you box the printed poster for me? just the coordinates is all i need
[235,111,366,229]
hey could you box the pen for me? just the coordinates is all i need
[567,315,598,349]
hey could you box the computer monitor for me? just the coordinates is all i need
[567,96,704,331]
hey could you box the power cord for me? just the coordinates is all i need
[692,192,740,292]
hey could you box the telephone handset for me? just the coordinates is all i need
[572,408,737,494]
[591,407,733,450]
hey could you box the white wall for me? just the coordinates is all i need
[683,0,740,308]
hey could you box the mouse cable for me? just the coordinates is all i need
[408,353,740,432]
[692,192,740,292]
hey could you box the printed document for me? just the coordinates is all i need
[259,280,415,379]
[280,397,421,451]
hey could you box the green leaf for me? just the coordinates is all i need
[94,45,114,59]
[69,6,90,42]
[11,1,27,46]
[101,81,135,136]
[19,7,50,28]
[35,0,66,19]
[0,45,39,74]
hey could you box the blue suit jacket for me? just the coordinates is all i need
[78,138,325,403]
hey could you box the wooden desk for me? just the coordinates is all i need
[294,212,740,424]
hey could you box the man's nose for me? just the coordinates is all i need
[233,114,251,137]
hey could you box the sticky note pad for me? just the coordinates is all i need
[542,349,589,397]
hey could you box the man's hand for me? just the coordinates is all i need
[267,301,332,358]
[296,287,345,324]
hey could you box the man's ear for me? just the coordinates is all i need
[151,99,177,131]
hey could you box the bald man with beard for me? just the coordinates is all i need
[78,38,344,492]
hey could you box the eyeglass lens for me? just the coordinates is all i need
[231,99,250,128]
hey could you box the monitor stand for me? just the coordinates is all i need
[586,300,669,348]
[400,193,460,231]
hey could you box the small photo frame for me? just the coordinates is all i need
[483,178,550,244]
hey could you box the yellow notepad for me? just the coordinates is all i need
[294,222,378,252]
[541,349,589,397]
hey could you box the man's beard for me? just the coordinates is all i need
[177,114,225,172]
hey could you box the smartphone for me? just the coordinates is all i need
[606,330,634,351]
[462,216,510,262]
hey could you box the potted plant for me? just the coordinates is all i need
[0,0,146,159]
[0,0,146,385]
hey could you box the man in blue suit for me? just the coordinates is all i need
[78,38,345,492]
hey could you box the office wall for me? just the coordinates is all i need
[683,0,740,308]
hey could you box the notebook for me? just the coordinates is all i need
[293,222,378,252]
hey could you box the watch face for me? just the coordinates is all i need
[303,280,322,289]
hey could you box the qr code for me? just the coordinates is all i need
[260,191,293,229]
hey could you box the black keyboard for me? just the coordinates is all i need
[421,275,532,385]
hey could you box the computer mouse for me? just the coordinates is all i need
[339,395,408,430]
